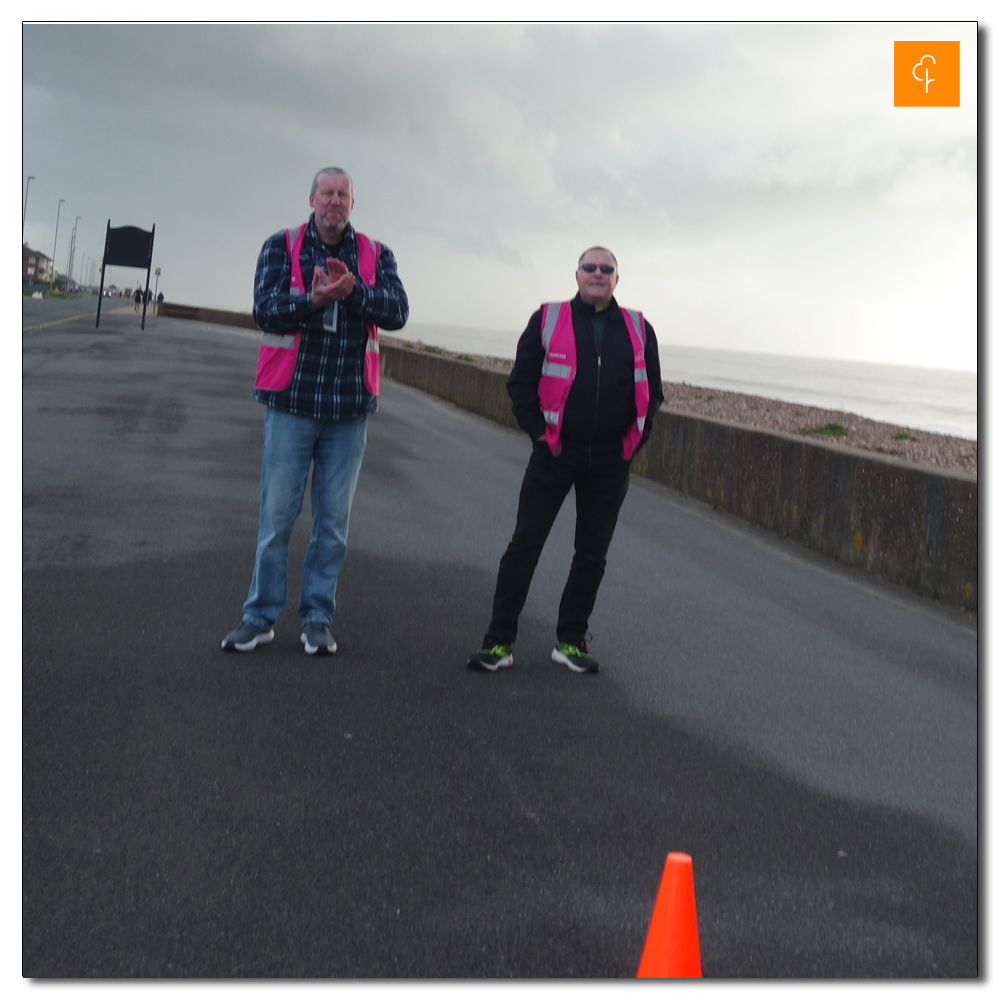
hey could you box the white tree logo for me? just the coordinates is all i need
[912,54,936,94]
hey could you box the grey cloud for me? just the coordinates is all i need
[26,24,970,239]
[22,22,977,368]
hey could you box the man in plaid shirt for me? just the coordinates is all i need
[222,167,408,656]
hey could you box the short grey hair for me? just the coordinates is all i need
[311,167,353,198]
[578,246,618,269]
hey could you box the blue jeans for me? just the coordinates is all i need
[242,407,368,628]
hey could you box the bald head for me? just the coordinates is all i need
[311,167,353,198]
[578,246,618,270]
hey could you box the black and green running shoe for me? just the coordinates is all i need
[551,638,599,674]
[467,636,514,672]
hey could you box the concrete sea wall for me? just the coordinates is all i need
[635,409,977,610]
[158,305,978,611]
[158,302,258,329]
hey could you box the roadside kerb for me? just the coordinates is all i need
[159,304,979,610]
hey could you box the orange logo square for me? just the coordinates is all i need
[894,41,960,107]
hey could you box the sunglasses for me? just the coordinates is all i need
[579,263,616,274]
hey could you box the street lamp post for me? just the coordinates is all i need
[51,199,64,290]
[153,266,161,301]
[23,175,35,241]
[68,216,81,289]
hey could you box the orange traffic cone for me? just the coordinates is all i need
[636,852,703,978]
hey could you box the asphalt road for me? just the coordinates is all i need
[22,291,135,330]
[23,312,978,978]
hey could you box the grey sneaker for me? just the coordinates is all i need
[551,638,599,674]
[221,619,274,652]
[301,621,337,655]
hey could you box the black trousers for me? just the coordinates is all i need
[488,442,632,644]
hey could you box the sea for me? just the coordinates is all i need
[399,322,979,441]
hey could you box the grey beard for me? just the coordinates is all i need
[320,214,347,235]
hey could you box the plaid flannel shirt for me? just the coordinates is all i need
[252,216,409,420]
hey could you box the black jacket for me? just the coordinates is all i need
[506,294,664,463]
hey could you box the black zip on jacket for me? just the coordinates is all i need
[506,294,665,464]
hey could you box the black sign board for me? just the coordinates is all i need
[96,220,156,329]
[104,226,154,269]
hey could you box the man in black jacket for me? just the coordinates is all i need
[467,247,664,674]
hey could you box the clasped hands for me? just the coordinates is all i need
[310,258,355,309]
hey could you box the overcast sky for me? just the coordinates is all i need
[22,22,977,370]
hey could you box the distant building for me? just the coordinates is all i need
[23,244,53,283]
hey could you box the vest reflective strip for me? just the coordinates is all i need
[261,332,297,348]
[541,361,572,379]
[542,410,560,425]
[366,339,379,353]
[288,225,307,293]
[616,306,650,461]
[623,307,646,346]
[541,302,561,351]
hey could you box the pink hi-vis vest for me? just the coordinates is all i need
[537,300,650,460]
[254,224,381,395]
